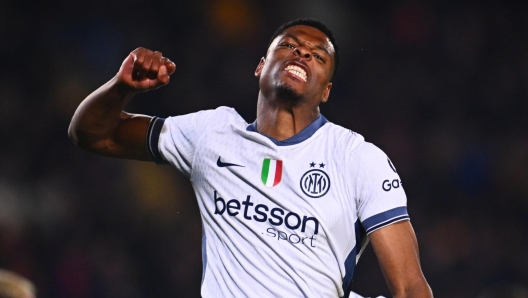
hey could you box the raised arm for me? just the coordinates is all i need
[68,47,176,160]
[369,221,433,298]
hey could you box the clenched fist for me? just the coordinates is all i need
[117,47,176,92]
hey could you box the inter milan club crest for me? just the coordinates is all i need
[261,158,283,188]
[300,162,330,198]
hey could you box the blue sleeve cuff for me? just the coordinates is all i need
[146,117,168,165]
[362,206,409,235]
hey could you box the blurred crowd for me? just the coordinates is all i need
[1,0,527,297]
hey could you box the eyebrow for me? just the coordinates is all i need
[281,33,332,56]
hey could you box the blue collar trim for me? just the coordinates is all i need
[246,115,328,146]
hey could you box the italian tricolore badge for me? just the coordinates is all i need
[261,158,282,188]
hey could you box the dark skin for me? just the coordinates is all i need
[68,48,175,160]
[68,25,432,297]
[254,26,333,140]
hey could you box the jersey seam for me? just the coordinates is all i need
[353,142,370,212]
[343,136,355,211]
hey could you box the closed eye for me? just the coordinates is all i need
[280,42,296,50]
[313,53,325,62]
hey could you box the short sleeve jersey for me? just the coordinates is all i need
[146,107,409,298]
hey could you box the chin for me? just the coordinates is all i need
[275,82,303,103]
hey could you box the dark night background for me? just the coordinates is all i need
[1,0,527,297]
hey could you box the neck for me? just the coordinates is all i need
[255,91,320,141]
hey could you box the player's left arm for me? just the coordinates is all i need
[369,220,433,298]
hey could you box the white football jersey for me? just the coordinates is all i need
[146,107,409,298]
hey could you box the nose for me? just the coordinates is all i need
[294,46,311,60]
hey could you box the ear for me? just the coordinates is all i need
[321,82,332,103]
[255,57,265,77]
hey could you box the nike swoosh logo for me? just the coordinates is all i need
[217,157,244,168]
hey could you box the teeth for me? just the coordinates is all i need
[285,65,307,81]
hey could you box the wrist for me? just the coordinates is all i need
[109,76,140,98]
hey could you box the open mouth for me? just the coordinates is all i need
[285,65,307,82]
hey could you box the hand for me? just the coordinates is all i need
[116,47,176,92]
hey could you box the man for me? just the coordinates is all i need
[69,19,432,297]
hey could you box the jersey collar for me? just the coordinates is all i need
[246,114,328,146]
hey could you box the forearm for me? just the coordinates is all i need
[69,48,175,160]
[393,281,433,298]
[68,76,136,148]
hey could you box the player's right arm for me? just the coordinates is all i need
[68,47,176,161]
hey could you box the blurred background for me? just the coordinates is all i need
[1,0,527,297]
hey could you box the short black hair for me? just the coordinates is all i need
[268,18,340,80]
